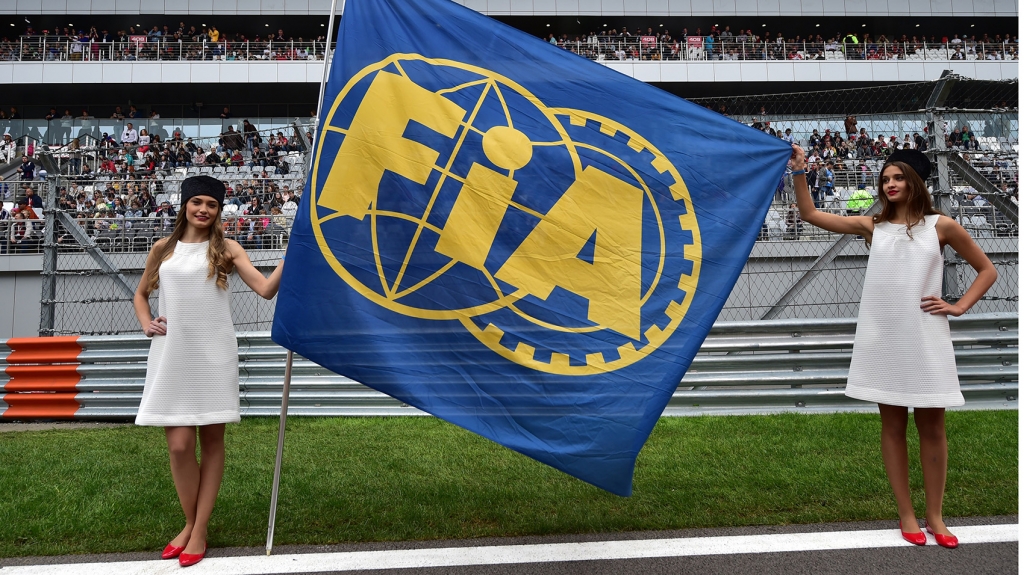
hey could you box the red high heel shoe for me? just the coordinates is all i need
[900,520,926,545]
[178,544,207,567]
[161,543,186,560]
[926,524,959,549]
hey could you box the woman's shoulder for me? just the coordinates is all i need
[224,238,244,254]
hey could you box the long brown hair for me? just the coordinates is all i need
[147,203,234,293]
[872,161,941,239]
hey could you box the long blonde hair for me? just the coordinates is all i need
[147,205,234,293]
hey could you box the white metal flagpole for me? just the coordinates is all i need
[265,0,344,556]
[265,349,294,555]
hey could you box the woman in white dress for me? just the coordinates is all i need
[789,146,996,549]
[133,175,284,567]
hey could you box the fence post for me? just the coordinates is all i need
[38,155,60,336]
[924,73,960,302]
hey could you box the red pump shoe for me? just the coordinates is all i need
[926,524,959,549]
[900,520,927,546]
[178,544,207,567]
[161,543,186,560]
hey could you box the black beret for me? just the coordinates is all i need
[883,149,931,182]
[180,175,226,206]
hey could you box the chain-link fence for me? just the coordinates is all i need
[33,77,1018,334]
[701,76,1018,320]
[29,123,305,335]
[44,232,289,336]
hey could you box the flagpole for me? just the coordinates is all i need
[265,349,293,555]
[265,0,343,556]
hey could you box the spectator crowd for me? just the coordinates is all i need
[1,22,327,62]
[0,20,1017,62]
[544,25,1018,62]
[1,113,310,254]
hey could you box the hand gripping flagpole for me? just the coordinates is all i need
[266,0,343,556]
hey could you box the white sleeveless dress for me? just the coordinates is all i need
[136,240,241,426]
[845,215,964,408]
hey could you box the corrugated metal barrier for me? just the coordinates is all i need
[1,313,1017,420]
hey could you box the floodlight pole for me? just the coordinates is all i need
[265,0,344,556]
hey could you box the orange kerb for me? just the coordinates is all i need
[6,336,82,364]
[2,393,80,419]
[4,364,81,392]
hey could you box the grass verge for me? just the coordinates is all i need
[0,411,1017,558]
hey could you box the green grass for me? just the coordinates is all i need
[0,411,1017,558]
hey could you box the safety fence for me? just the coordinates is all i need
[1,313,1016,420]
[0,117,314,150]
[557,39,1018,62]
[6,37,1018,63]
[4,38,328,63]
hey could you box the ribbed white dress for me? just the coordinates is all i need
[135,240,241,426]
[845,215,964,408]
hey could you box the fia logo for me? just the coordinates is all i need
[312,55,701,375]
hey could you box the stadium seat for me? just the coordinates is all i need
[969,215,994,237]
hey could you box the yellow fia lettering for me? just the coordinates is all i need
[496,166,643,340]
[319,71,467,217]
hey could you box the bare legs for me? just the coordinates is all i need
[165,424,227,553]
[878,404,952,536]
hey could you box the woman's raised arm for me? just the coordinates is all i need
[789,144,874,239]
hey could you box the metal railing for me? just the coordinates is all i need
[5,38,328,62]
[0,313,1015,420]
[1,214,296,255]
[2,199,1016,257]
[3,36,1019,63]
[556,38,1019,62]
[0,117,314,149]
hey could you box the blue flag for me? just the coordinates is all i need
[272,0,792,496]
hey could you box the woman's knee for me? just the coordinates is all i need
[914,408,947,442]
[166,427,197,457]
[198,424,226,451]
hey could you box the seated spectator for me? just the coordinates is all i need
[205,147,222,164]
[23,186,42,209]
[267,205,288,236]
[152,200,176,235]
[7,209,36,253]
[223,213,242,240]
[239,214,264,249]
[243,197,262,216]
[0,133,16,163]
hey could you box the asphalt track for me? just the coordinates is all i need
[0,516,1016,574]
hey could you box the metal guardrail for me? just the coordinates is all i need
[7,37,1018,63]
[1,313,1016,420]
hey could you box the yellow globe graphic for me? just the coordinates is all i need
[310,55,701,375]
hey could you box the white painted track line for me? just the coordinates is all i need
[2,524,1017,575]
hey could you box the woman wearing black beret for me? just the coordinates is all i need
[133,175,285,566]
[788,146,996,549]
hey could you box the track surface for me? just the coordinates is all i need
[0,516,1016,574]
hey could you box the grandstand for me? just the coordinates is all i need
[0,0,1018,337]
